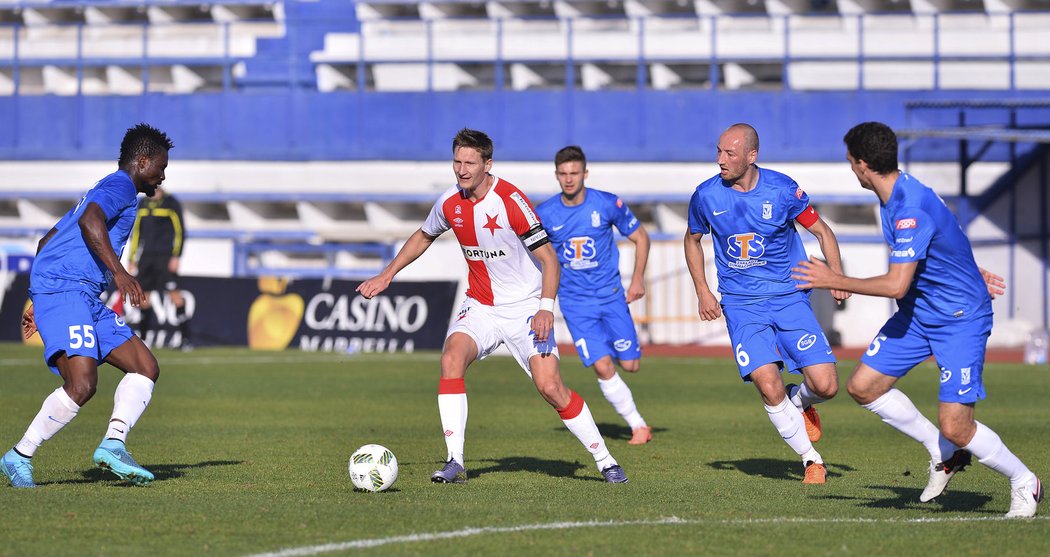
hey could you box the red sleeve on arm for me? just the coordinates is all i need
[795,205,819,228]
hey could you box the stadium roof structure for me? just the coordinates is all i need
[896,127,1050,145]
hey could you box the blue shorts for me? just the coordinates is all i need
[723,292,835,381]
[32,290,135,376]
[861,310,990,404]
[560,296,641,368]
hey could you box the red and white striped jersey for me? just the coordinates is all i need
[422,176,549,306]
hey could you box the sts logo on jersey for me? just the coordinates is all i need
[563,237,598,270]
[726,233,767,270]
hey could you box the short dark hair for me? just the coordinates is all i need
[843,122,898,174]
[554,145,586,168]
[452,128,493,161]
[118,123,173,167]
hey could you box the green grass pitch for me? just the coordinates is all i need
[1,343,1048,557]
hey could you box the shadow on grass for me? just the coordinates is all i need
[470,456,597,481]
[815,484,997,513]
[707,458,855,482]
[44,460,244,486]
[593,422,669,442]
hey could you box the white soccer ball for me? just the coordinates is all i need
[348,444,399,492]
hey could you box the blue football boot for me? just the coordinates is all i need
[1,449,36,488]
[93,439,154,485]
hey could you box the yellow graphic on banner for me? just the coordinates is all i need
[248,277,304,350]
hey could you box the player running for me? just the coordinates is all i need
[536,145,653,445]
[793,121,1042,517]
[684,123,849,484]
[2,123,173,488]
[357,128,627,484]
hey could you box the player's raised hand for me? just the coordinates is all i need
[626,279,646,303]
[979,267,1006,299]
[113,270,146,307]
[532,309,554,343]
[21,304,37,340]
[356,274,392,299]
[698,289,722,321]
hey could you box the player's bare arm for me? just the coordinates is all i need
[79,202,145,307]
[530,242,560,343]
[684,231,721,321]
[803,216,852,303]
[792,257,917,299]
[625,226,650,303]
[357,229,438,299]
[36,227,57,254]
[979,267,1006,299]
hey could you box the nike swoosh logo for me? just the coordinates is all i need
[713,210,729,216]
[958,387,972,396]
[551,224,565,231]
[48,416,69,425]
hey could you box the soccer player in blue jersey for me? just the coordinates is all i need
[793,121,1042,517]
[1,123,172,488]
[536,146,653,445]
[685,123,849,484]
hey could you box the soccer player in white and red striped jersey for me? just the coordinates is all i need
[356,128,626,484]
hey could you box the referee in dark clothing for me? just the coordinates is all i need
[128,185,191,349]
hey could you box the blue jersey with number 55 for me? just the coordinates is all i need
[30,170,139,298]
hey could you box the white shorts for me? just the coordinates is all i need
[447,296,559,375]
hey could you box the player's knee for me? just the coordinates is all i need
[535,379,568,407]
[64,380,97,406]
[619,359,640,373]
[439,353,468,378]
[846,378,872,405]
[815,380,839,400]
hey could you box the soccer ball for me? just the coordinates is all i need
[348,444,398,492]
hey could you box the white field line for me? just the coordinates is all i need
[243,515,1049,557]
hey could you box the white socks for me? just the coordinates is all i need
[862,388,945,461]
[15,387,81,457]
[788,383,825,410]
[964,421,1034,487]
[598,373,647,430]
[559,391,616,471]
[765,397,820,464]
[437,378,467,464]
[105,374,155,443]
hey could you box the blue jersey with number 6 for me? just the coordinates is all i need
[687,167,813,306]
[30,170,139,298]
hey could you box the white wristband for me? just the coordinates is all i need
[539,297,555,312]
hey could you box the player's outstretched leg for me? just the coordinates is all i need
[920,448,971,503]
[558,390,627,483]
[1,449,36,488]
[786,383,822,443]
[960,421,1042,518]
[93,439,154,485]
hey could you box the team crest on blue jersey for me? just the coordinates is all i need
[726,233,767,269]
[563,237,598,270]
[591,211,601,227]
[762,201,773,220]
[114,315,126,328]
